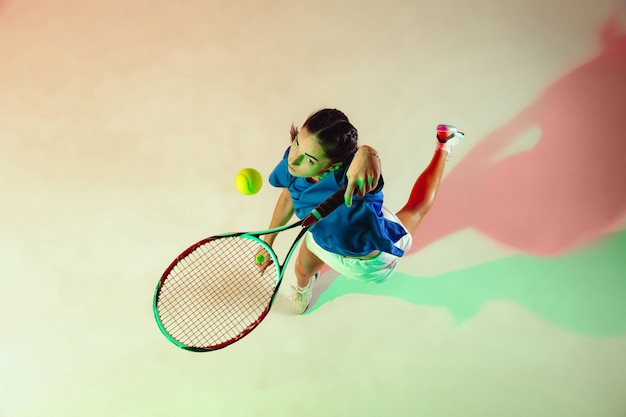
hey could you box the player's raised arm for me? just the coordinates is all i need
[344,145,382,207]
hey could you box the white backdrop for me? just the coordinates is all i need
[1,0,625,416]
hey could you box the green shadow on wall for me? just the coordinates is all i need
[308,230,626,338]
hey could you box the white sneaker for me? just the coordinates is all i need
[290,273,319,315]
[436,124,465,156]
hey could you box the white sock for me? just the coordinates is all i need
[436,142,453,154]
[297,277,313,291]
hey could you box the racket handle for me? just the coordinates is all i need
[302,185,348,227]
[302,176,385,227]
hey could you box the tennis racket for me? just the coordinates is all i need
[153,184,348,351]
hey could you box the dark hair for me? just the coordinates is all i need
[290,108,358,165]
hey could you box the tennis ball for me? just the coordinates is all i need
[235,168,263,195]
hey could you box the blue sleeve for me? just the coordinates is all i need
[268,147,291,189]
[265,146,404,256]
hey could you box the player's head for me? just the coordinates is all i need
[301,108,359,165]
[287,109,358,179]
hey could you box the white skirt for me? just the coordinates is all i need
[304,207,412,283]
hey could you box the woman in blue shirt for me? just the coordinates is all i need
[262,108,464,314]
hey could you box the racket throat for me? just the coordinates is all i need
[302,209,322,227]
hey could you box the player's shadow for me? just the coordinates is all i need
[309,270,341,307]
[307,229,626,337]
[409,12,626,257]
[306,12,626,332]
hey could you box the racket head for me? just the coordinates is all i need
[153,235,280,351]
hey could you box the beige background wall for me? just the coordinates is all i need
[1,0,625,416]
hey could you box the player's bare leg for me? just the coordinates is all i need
[290,241,324,314]
[396,125,465,236]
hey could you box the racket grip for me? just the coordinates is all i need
[302,185,348,227]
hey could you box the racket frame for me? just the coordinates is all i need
[153,185,348,351]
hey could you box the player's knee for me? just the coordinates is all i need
[294,250,322,279]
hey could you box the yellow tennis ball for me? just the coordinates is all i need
[235,168,263,195]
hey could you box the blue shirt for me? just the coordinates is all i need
[269,148,407,257]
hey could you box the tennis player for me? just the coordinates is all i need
[263,108,464,314]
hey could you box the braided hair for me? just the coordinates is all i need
[290,108,359,166]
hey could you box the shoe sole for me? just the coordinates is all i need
[437,124,464,143]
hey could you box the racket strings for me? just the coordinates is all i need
[156,237,278,349]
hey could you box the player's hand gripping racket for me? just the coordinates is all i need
[153,185,348,351]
